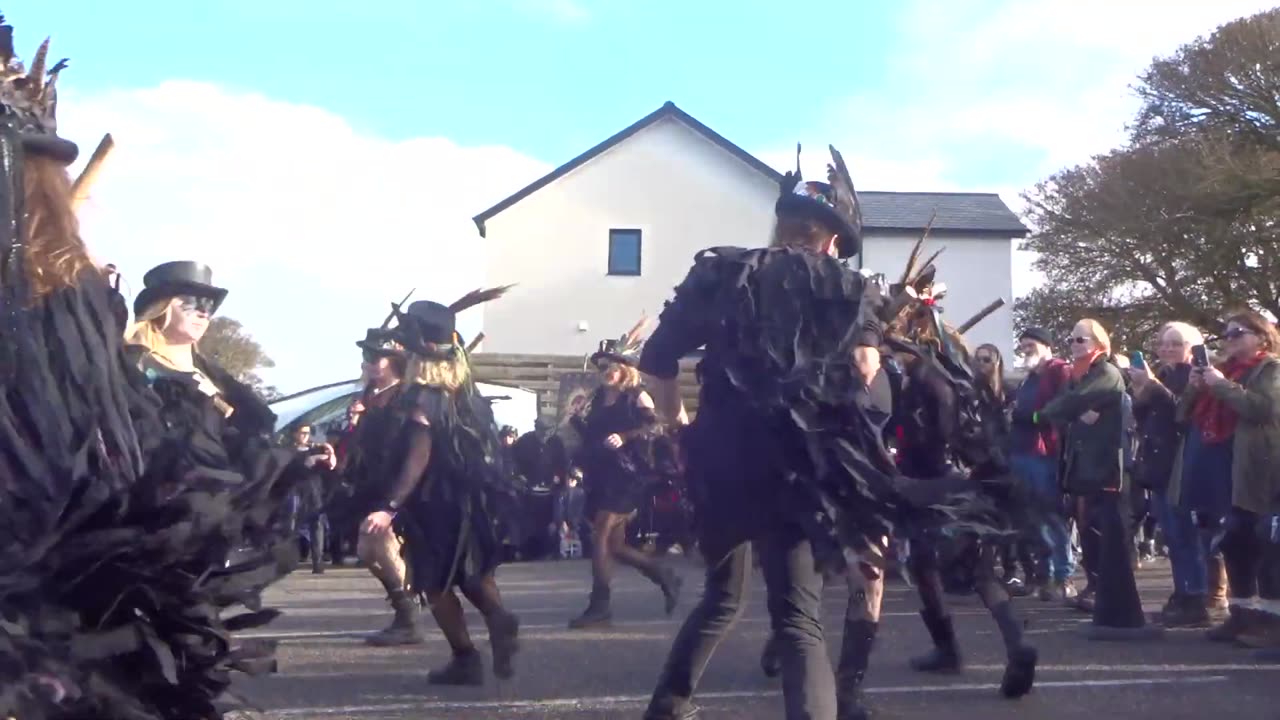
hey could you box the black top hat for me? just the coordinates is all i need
[590,338,637,368]
[775,144,863,259]
[355,328,405,357]
[132,261,229,318]
[394,300,459,358]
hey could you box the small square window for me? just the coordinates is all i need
[608,229,642,276]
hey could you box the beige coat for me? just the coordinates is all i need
[1169,357,1280,515]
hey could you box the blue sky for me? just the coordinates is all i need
[9,0,1273,391]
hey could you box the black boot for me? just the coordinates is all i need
[990,601,1036,698]
[836,619,878,720]
[908,610,961,673]
[659,567,684,616]
[426,648,485,686]
[366,590,426,647]
[486,610,521,680]
[760,633,781,679]
[568,582,612,629]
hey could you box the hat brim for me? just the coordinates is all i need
[21,134,79,165]
[591,351,636,368]
[356,339,405,356]
[776,195,862,259]
[133,282,228,319]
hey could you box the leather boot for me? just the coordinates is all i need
[836,619,877,720]
[366,590,426,646]
[486,610,521,680]
[1207,605,1255,643]
[568,582,612,629]
[908,610,961,673]
[1207,555,1229,612]
[990,601,1036,698]
[760,633,781,679]
[426,647,485,686]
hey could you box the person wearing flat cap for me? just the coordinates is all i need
[359,289,523,686]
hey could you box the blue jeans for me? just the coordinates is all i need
[1151,489,1206,596]
[1011,453,1076,582]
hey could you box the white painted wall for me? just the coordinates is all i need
[861,232,1016,360]
[481,116,776,356]
[480,116,1016,360]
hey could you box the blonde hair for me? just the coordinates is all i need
[602,362,641,390]
[1160,321,1205,348]
[1075,318,1112,356]
[125,298,174,353]
[407,352,471,392]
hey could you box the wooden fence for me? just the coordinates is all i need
[470,353,702,420]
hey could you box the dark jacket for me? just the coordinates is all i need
[1009,359,1071,457]
[1132,363,1190,492]
[1038,356,1126,495]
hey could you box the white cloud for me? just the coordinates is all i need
[61,81,549,393]
[762,0,1274,301]
[509,0,589,23]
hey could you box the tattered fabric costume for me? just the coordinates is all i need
[0,18,301,720]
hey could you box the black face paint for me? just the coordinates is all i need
[362,348,380,364]
[177,295,216,316]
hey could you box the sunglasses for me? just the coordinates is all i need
[362,348,381,364]
[1223,328,1254,340]
[177,295,217,315]
[1068,337,1091,344]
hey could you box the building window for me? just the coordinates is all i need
[608,229,642,276]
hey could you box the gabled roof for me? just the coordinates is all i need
[472,101,1028,238]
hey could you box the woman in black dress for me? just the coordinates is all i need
[567,327,682,629]
[359,291,522,686]
[0,19,301,720]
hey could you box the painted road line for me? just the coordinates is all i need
[268,676,1229,716]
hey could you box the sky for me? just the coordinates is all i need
[10,0,1274,392]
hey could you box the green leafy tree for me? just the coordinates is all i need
[198,317,281,401]
[1015,9,1280,353]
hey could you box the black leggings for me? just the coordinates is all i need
[1219,508,1276,601]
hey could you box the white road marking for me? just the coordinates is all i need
[267,676,1229,716]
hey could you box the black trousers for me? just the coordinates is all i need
[646,523,837,720]
[1077,489,1146,628]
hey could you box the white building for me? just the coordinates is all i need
[473,102,1028,359]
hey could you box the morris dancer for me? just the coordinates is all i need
[360,290,523,685]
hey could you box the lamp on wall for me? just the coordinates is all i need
[577,320,589,333]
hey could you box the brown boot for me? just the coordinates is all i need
[1207,555,1229,606]
[366,590,426,646]
[1207,605,1256,643]
[1236,611,1280,649]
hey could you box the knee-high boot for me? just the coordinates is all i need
[836,619,877,720]
[568,581,612,629]
[908,609,961,673]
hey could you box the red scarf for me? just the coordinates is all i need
[1071,350,1104,381]
[1191,353,1267,444]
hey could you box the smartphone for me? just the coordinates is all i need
[1191,344,1210,368]
[1129,351,1146,370]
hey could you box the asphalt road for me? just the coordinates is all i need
[238,556,1279,720]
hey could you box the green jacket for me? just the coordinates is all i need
[1038,356,1125,496]
[1169,357,1280,515]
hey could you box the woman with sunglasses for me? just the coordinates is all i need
[1172,311,1280,648]
[1035,318,1154,638]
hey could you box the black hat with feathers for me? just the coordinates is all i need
[775,144,863,259]
[394,285,514,358]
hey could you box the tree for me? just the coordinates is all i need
[1016,9,1280,353]
[198,317,281,401]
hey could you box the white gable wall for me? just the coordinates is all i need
[481,116,777,355]
[480,116,1016,360]
[862,233,1016,357]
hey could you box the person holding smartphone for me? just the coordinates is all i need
[1173,312,1280,648]
[1129,322,1220,627]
